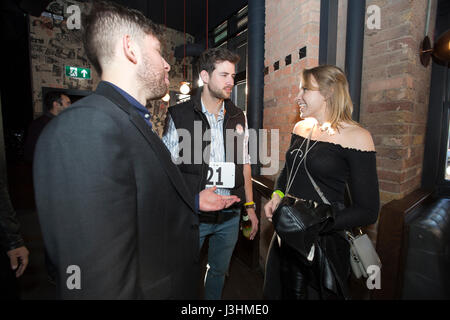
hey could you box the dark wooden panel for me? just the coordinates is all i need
[373,189,433,299]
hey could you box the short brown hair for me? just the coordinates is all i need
[82,1,161,75]
[199,47,240,75]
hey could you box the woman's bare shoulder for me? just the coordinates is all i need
[338,124,375,152]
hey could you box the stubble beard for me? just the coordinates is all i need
[208,83,231,101]
[137,56,168,101]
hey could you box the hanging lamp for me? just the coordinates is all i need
[197,0,208,88]
[179,0,191,94]
[162,0,170,102]
[162,92,170,102]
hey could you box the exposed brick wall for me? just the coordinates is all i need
[360,0,438,205]
[29,1,99,115]
[260,0,321,268]
[264,0,321,165]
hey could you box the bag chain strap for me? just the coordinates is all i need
[285,125,319,196]
[285,124,330,205]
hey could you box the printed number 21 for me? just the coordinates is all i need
[206,167,223,186]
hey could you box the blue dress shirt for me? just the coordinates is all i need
[106,81,153,129]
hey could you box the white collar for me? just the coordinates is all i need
[201,98,225,118]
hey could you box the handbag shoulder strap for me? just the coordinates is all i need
[303,138,330,205]
[284,126,315,195]
[304,144,363,235]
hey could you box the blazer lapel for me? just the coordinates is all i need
[95,82,196,213]
[129,112,196,212]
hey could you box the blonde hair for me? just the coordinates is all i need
[301,65,359,130]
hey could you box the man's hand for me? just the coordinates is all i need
[245,208,259,240]
[264,193,282,222]
[7,246,29,277]
[199,186,240,212]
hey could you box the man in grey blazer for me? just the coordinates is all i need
[33,1,239,299]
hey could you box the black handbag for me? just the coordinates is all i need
[272,126,334,263]
[272,196,334,263]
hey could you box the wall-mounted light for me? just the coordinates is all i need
[420,30,450,67]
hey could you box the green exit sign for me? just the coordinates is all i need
[65,66,91,79]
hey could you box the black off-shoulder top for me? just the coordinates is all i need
[275,133,380,230]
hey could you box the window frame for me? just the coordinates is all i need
[436,101,450,194]
[421,65,450,196]
[421,0,450,197]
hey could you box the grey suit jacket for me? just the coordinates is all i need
[34,82,199,299]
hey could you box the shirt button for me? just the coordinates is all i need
[144,114,150,119]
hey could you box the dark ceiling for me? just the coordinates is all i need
[2,0,248,42]
[112,0,248,40]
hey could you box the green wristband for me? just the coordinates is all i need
[271,190,285,199]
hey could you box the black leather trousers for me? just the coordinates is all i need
[263,233,347,300]
[279,239,319,300]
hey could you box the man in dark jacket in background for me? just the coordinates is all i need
[24,92,71,163]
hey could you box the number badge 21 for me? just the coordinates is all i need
[205,162,235,189]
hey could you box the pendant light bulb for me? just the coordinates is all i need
[162,92,170,102]
[180,82,191,95]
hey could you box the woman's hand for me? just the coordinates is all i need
[264,193,282,222]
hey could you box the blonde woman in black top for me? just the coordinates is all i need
[264,65,380,299]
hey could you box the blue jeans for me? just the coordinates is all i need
[199,213,240,300]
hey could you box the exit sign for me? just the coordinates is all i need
[65,66,91,79]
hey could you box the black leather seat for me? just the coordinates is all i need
[402,197,450,299]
